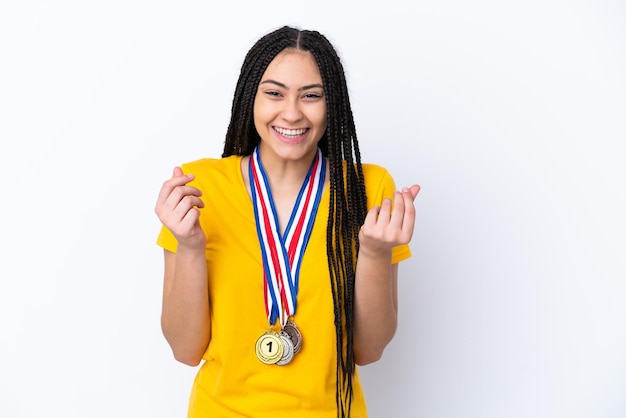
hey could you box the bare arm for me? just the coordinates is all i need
[155,167,210,366]
[161,248,210,366]
[353,185,419,365]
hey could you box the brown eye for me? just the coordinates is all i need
[303,92,323,100]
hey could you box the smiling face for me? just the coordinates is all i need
[253,48,327,166]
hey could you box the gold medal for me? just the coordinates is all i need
[255,330,284,364]
[283,321,302,354]
[276,331,295,365]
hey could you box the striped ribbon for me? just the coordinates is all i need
[249,146,326,327]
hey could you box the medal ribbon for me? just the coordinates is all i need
[249,146,326,327]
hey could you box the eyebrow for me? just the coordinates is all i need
[259,79,324,91]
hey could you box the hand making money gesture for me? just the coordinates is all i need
[154,167,206,250]
[358,184,421,256]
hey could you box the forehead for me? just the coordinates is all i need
[261,49,322,83]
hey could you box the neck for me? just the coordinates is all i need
[244,145,324,236]
[257,147,318,191]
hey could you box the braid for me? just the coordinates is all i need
[223,32,293,157]
[223,26,367,418]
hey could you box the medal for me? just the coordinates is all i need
[276,331,295,365]
[250,146,325,365]
[283,320,302,354]
[255,330,284,365]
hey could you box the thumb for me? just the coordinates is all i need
[172,166,184,177]
[408,184,421,199]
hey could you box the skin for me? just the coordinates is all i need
[244,49,329,231]
[154,48,421,367]
[354,183,420,365]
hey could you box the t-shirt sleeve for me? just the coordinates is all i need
[156,224,178,253]
[364,164,412,264]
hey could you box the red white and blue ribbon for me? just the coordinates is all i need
[249,146,326,327]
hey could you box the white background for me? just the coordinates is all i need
[1,1,625,417]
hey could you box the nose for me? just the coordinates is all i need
[281,98,303,123]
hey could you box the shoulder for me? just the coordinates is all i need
[180,155,240,175]
[360,163,398,205]
[361,163,391,179]
[361,163,394,189]
[341,161,391,181]
[179,155,243,191]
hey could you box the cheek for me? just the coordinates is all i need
[316,109,327,132]
[308,100,325,125]
[318,119,327,134]
[252,100,266,131]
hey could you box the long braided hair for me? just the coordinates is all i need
[222,26,367,417]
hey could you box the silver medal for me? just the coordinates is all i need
[276,330,295,365]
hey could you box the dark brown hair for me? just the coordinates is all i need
[222,26,367,417]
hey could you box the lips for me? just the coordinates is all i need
[274,127,307,138]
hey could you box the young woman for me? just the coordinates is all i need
[155,25,420,418]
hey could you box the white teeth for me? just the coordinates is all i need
[275,127,306,137]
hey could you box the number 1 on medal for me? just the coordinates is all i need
[255,331,284,364]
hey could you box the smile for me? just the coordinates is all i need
[274,127,307,138]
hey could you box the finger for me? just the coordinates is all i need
[388,191,406,230]
[409,184,421,199]
[157,169,198,208]
[170,204,202,238]
[176,199,204,229]
[169,185,203,202]
[179,207,201,231]
[400,188,417,239]
[362,205,381,229]
[158,185,202,219]
[378,197,393,222]
[162,193,205,238]
[172,195,205,219]
[156,169,195,205]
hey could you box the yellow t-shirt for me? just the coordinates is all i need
[157,155,412,417]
